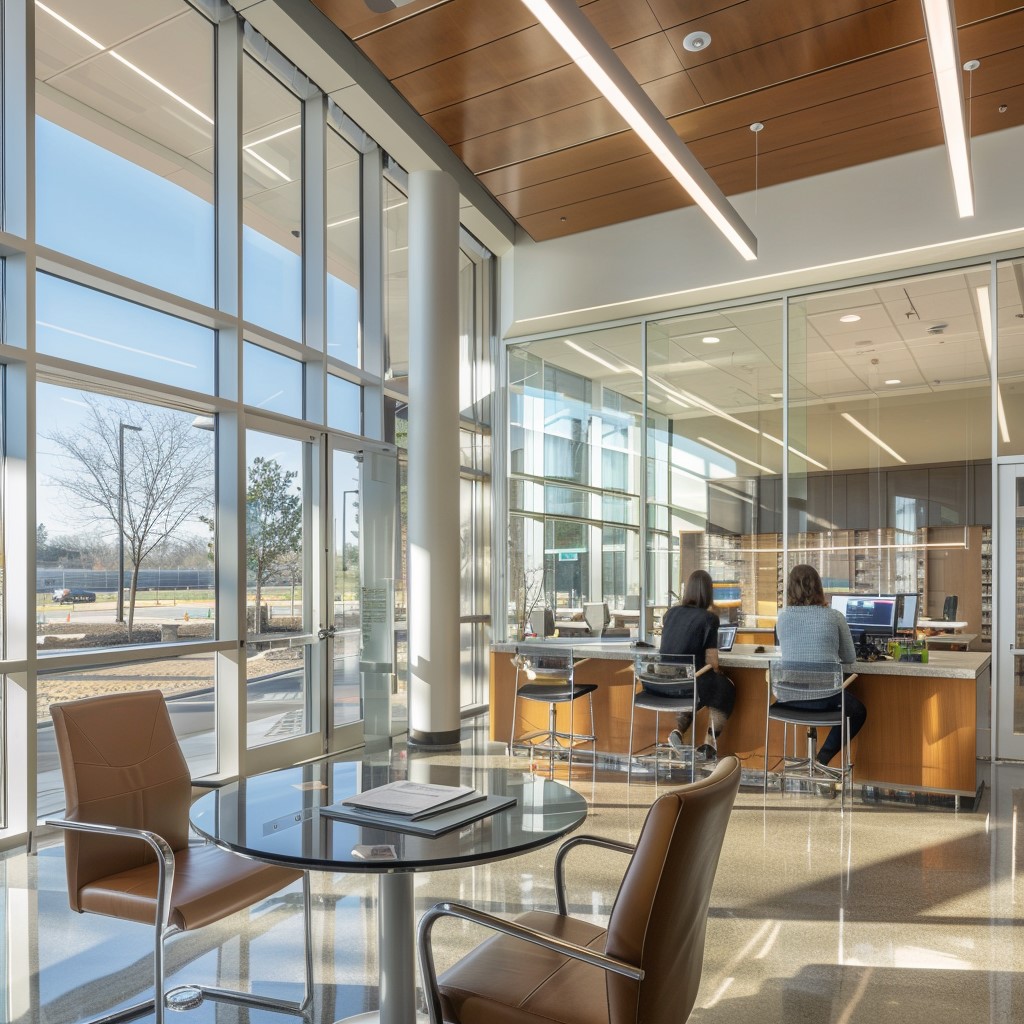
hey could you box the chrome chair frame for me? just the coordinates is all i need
[762,660,859,809]
[44,817,314,1024]
[510,645,596,777]
[627,655,712,783]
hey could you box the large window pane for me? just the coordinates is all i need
[996,258,1024,458]
[37,273,215,392]
[328,374,361,434]
[246,430,310,746]
[788,266,991,635]
[507,326,642,639]
[647,304,783,630]
[35,1,214,304]
[36,384,216,652]
[327,127,361,365]
[36,654,217,819]
[243,54,302,341]
[244,342,304,418]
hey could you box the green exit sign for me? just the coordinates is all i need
[558,551,578,562]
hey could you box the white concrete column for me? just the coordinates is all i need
[407,169,461,746]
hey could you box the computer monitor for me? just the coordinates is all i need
[893,593,919,633]
[830,594,897,635]
[716,625,737,652]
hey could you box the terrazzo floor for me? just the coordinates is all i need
[9,720,1024,1024]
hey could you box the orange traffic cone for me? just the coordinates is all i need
[183,611,190,622]
[66,612,71,623]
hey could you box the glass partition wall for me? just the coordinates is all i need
[507,262,1011,659]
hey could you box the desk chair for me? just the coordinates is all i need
[46,691,312,1024]
[627,654,712,784]
[418,757,742,1024]
[763,660,858,808]
[510,645,597,777]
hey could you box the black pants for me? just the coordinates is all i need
[775,691,867,765]
[673,671,736,745]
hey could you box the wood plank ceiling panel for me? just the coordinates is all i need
[313,0,1024,242]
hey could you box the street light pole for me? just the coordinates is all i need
[117,422,143,624]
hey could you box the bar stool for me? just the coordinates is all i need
[509,645,597,777]
[627,654,711,784]
[763,659,858,808]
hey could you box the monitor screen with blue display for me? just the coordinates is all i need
[830,594,897,635]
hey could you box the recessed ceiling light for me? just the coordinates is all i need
[682,31,711,52]
[769,392,783,399]
[885,378,902,385]
[839,314,861,323]
[702,336,720,344]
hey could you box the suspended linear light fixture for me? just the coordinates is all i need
[919,0,975,217]
[519,0,758,260]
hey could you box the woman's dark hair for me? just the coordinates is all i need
[786,564,827,607]
[681,569,714,610]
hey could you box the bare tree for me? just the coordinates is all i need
[45,395,214,639]
[508,516,546,640]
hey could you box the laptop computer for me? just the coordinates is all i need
[717,625,737,652]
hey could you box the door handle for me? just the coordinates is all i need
[318,625,337,641]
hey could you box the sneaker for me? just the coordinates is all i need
[667,730,685,756]
[695,743,717,761]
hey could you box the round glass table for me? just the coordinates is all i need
[190,756,588,1024]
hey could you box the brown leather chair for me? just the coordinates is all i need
[418,756,741,1024]
[46,690,313,1024]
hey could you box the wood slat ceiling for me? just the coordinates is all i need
[312,0,1024,242]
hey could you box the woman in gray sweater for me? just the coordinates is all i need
[774,564,866,766]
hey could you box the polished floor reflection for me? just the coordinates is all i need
[10,723,1024,1024]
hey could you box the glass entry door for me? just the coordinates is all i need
[327,439,397,752]
[997,463,1024,760]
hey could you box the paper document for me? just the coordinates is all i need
[340,781,477,819]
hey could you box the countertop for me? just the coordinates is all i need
[492,641,990,680]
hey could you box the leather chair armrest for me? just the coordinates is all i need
[554,835,635,915]
[418,901,644,1024]
[45,817,177,929]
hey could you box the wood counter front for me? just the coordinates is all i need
[490,644,989,796]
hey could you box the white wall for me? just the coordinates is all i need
[507,126,1024,337]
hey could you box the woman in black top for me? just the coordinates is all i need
[658,569,736,760]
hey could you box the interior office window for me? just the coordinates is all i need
[788,267,990,617]
[328,374,362,434]
[383,179,409,378]
[996,258,1024,458]
[242,54,302,341]
[243,341,304,418]
[647,305,782,623]
[35,1,215,305]
[35,382,216,652]
[36,654,216,819]
[327,127,361,366]
[36,274,215,392]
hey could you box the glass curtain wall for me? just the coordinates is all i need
[507,325,643,640]
[0,0,495,841]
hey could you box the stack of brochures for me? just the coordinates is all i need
[319,781,515,837]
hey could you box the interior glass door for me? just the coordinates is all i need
[328,439,397,752]
[997,463,1024,760]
